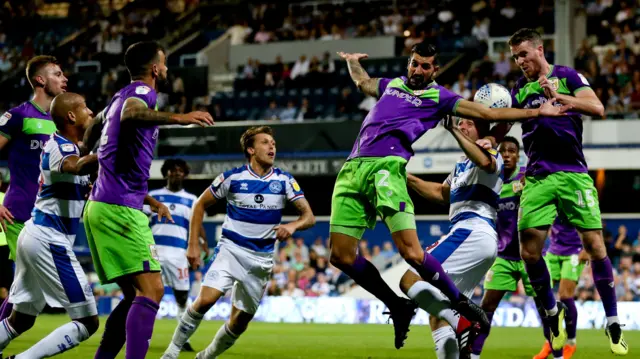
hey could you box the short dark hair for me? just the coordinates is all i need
[500,136,521,151]
[124,41,165,80]
[161,158,190,178]
[508,28,543,47]
[240,126,274,159]
[411,42,438,64]
[25,55,59,89]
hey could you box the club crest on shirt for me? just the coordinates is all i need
[0,112,11,126]
[548,78,559,91]
[149,244,159,260]
[269,181,282,193]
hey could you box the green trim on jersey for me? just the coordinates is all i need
[500,166,521,198]
[515,77,571,104]
[29,100,48,115]
[573,86,590,94]
[22,117,56,136]
[387,78,440,101]
[0,131,10,140]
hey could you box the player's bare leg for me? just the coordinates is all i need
[391,229,488,328]
[579,228,627,355]
[162,286,224,359]
[400,270,480,359]
[196,306,253,359]
[470,289,506,357]
[329,231,417,349]
[520,226,567,350]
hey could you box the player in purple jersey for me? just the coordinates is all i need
[535,218,587,359]
[330,42,569,349]
[500,28,627,354]
[0,56,68,329]
[82,42,214,359]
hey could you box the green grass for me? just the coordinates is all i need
[4,315,637,358]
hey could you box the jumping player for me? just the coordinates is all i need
[0,56,68,325]
[399,115,503,359]
[161,126,315,359]
[147,158,208,352]
[470,136,549,358]
[330,42,569,348]
[534,218,586,359]
[503,28,626,354]
[83,41,214,359]
[0,92,98,359]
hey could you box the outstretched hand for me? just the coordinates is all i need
[175,111,215,127]
[442,114,456,131]
[539,98,573,117]
[337,52,369,62]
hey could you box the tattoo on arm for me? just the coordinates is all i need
[121,99,179,126]
[346,59,379,97]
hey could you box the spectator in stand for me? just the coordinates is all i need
[321,51,335,73]
[280,100,299,122]
[295,237,310,262]
[254,24,272,44]
[494,52,511,80]
[229,20,251,45]
[380,241,396,259]
[371,245,386,270]
[471,18,489,43]
[267,278,281,296]
[296,98,318,121]
[282,282,305,297]
[290,250,306,272]
[311,273,331,297]
[311,237,328,258]
[264,100,280,120]
[452,73,471,99]
[291,55,310,81]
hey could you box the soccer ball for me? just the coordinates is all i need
[473,83,512,108]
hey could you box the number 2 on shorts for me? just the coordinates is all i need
[377,170,390,187]
[575,189,595,208]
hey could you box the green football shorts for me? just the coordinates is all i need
[330,156,416,239]
[6,221,25,261]
[84,200,161,284]
[544,253,585,283]
[518,172,602,231]
[484,257,536,296]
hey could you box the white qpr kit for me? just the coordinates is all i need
[147,188,198,292]
[206,165,304,314]
[10,133,96,319]
[413,150,504,297]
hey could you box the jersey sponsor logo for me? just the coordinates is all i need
[212,174,224,188]
[269,181,282,193]
[498,201,517,212]
[254,194,264,203]
[135,86,152,95]
[578,73,590,86]
[30,139,47,150]
[0,112,11,126]
[169,204,176,210]
[383,88,422,107]
[60,143,75,153]
[290,178,301,192]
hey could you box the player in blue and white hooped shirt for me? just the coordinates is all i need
[145,158,207,353]
[0,93,100,359]
[162,126,315,359]
[399,115,503,359]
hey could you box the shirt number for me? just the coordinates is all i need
[575,189,595,208]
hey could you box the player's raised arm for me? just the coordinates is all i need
[188,189,217,269]
[120,97,214,127]
[455,98,572,122]
[406,173,450,205]
[444,116,497,173]
[61,154,99,175]
[337,52,380,98]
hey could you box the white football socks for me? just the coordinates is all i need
[163,306,204,359]
[432,326,458,359]
[16,321,89,358]
[407,281,460,328]
[196,323,239,359]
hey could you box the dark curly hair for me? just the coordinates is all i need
[161,158,190,178]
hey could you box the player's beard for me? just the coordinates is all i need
[44,83,63,98]
[406,73,432,90]
[156,72,170,91]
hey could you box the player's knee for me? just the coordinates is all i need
[581,230,606,259]
[329,248,355,268]
[77,316,100,336]
[9,311,35,334]
[519,246,541,263]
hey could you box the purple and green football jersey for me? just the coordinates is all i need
[511,65,591,176]
[348,77,462,161]
[0,101,56,222]
[90,81,158,210]
[496,166,526,261]
[548,217,582,256]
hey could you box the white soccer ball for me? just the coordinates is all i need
[473,83,512,108]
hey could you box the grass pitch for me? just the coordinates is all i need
[4,315,637,358]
